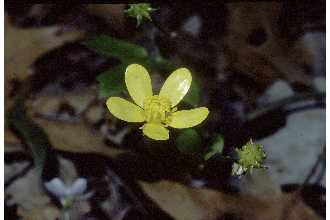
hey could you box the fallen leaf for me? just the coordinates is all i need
[18,205,60,220]
[5,15,84,148]
[6,169,50,211]
[140,180,321,220]
[26,87,98,119]
[224,2,314,96]
[5,128,21,147]
[32,117,124,157]
[5,17,84,82]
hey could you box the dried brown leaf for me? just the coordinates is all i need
[32,117,124,157]
[140,180,321,220]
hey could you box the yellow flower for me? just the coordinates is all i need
[106,64,209,141]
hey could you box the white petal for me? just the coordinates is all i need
[67,178,87,196]
[44,178,67,198]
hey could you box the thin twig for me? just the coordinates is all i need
[280,145,325,220]
[247,91,325,121]
[302,146,325,185]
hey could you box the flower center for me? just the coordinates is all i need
[143,95,172,124]
[62,197,75,210]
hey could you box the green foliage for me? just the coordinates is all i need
[84,35,147,61]
[7,99,50,172]
[204,134,224,160]
[176,128,202,154]
[84,35,201,106]
[125,3,157,26]
[97,64,126,97]
[184,80,201,107]
[232,140,266,176]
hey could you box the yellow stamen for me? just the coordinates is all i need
[143,95,172,124]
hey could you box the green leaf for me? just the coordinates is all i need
[7,99,50,173]
[97,64,127,98]
[150,55,177,74]
[204,135,224,160]
[84,36,201,107]
[84,35,148,61]
[176,128,202,154]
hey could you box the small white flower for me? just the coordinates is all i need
[45,177,93,208]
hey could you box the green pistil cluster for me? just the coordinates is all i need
[62,197,75,210]
[125,3,157,26]
[232,140,266,176]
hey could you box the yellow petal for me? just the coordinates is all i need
[142,123,169,140]
[159,68,192,107]
[168,107,209,128]
[106,97,145,122]
[125,64,153,107]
